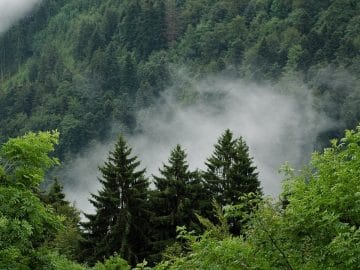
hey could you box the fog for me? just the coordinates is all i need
[62,74,332,214]
[0,0,42,35]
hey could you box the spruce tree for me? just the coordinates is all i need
[46,178,66,208]
[79,136,151,266]
[42,178,82,261]
[203,130,261,235]
[44,178,79,222]
[150,145,202,262]
[204,129,261,207]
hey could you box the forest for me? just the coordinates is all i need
[0,0,360,269]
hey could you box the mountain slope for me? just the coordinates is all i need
[0,0,359,158]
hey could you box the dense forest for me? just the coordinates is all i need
[1,0,360,269]
[1,0,359,157]
[2,126,360,269]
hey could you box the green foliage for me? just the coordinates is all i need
[0,0,360,267]
[152,206,261,270]
[243,125,360,269]
[204,129,261,207]
[151,125,360,270]
[0,131,70,269]
[0,0,359,160]
[42,178,82,261]
[45,252,85,270]
[150,145,204,263]
[80,136,151,266]
[92,255,130,270]
[195,200,230,240]
[275,125,360,268]
[223,192,262,232]
[0,131,59,188]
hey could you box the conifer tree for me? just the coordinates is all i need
[120,53,138,96]
[46,178,66,208]
[44,178,79,223]
[204,129,261,207]
[203,130,261,235]
[150,145,203,262]
[43,178,82,261]
[79,136,151,266]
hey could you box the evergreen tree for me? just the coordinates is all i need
[42,178,82,261]
[46,178,66,207]
[203,130,261,235]
[150,145,202,263]
[120,52,138,96]
[204,129,261,207]
[79,136,151,266]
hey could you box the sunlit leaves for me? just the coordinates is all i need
[0,131,63,269]
[0,130,59,188]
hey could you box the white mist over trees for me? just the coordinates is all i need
[0,0,42,34]
[61,75,331,214]
[0,0,359,268]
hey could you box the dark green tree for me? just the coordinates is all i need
[42,178,82,261]
[79,136,151,266]
[120,52,138,96]
[150,145,203,263]
[46,178,66,206]
[203,130,261,235]
[204,129,261,207]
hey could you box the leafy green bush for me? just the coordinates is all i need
[92,255,130,270]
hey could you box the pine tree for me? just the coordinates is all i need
[44,178,80,225]
[46,178,66,208]
[150,145,202,263]
[79,136,151,266]
[204,129,261,207]
[120,52,138,96]
[42,178,82,261]
[203,130,261,235]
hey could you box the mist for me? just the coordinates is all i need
[62,74,331,214]
[0,0,42,35]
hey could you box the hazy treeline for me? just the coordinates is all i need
[0,129,262,269]
[1,0,360,269]
[1,125,360,269]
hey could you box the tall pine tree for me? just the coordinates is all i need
[204,129,261,207]
[203,130,261,235]
[150,145,203,263]
[79,136,151,266]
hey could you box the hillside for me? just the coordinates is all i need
[1,0,360,269]
[0,0,359,159]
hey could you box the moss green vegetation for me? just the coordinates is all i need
[152,125,360,270]
[1,0,360,269]
[0,129,260,269]
[0,0,359,159]
[1,126,360,269]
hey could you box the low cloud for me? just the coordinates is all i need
[62,74,332,214]
[0,0,42,35]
